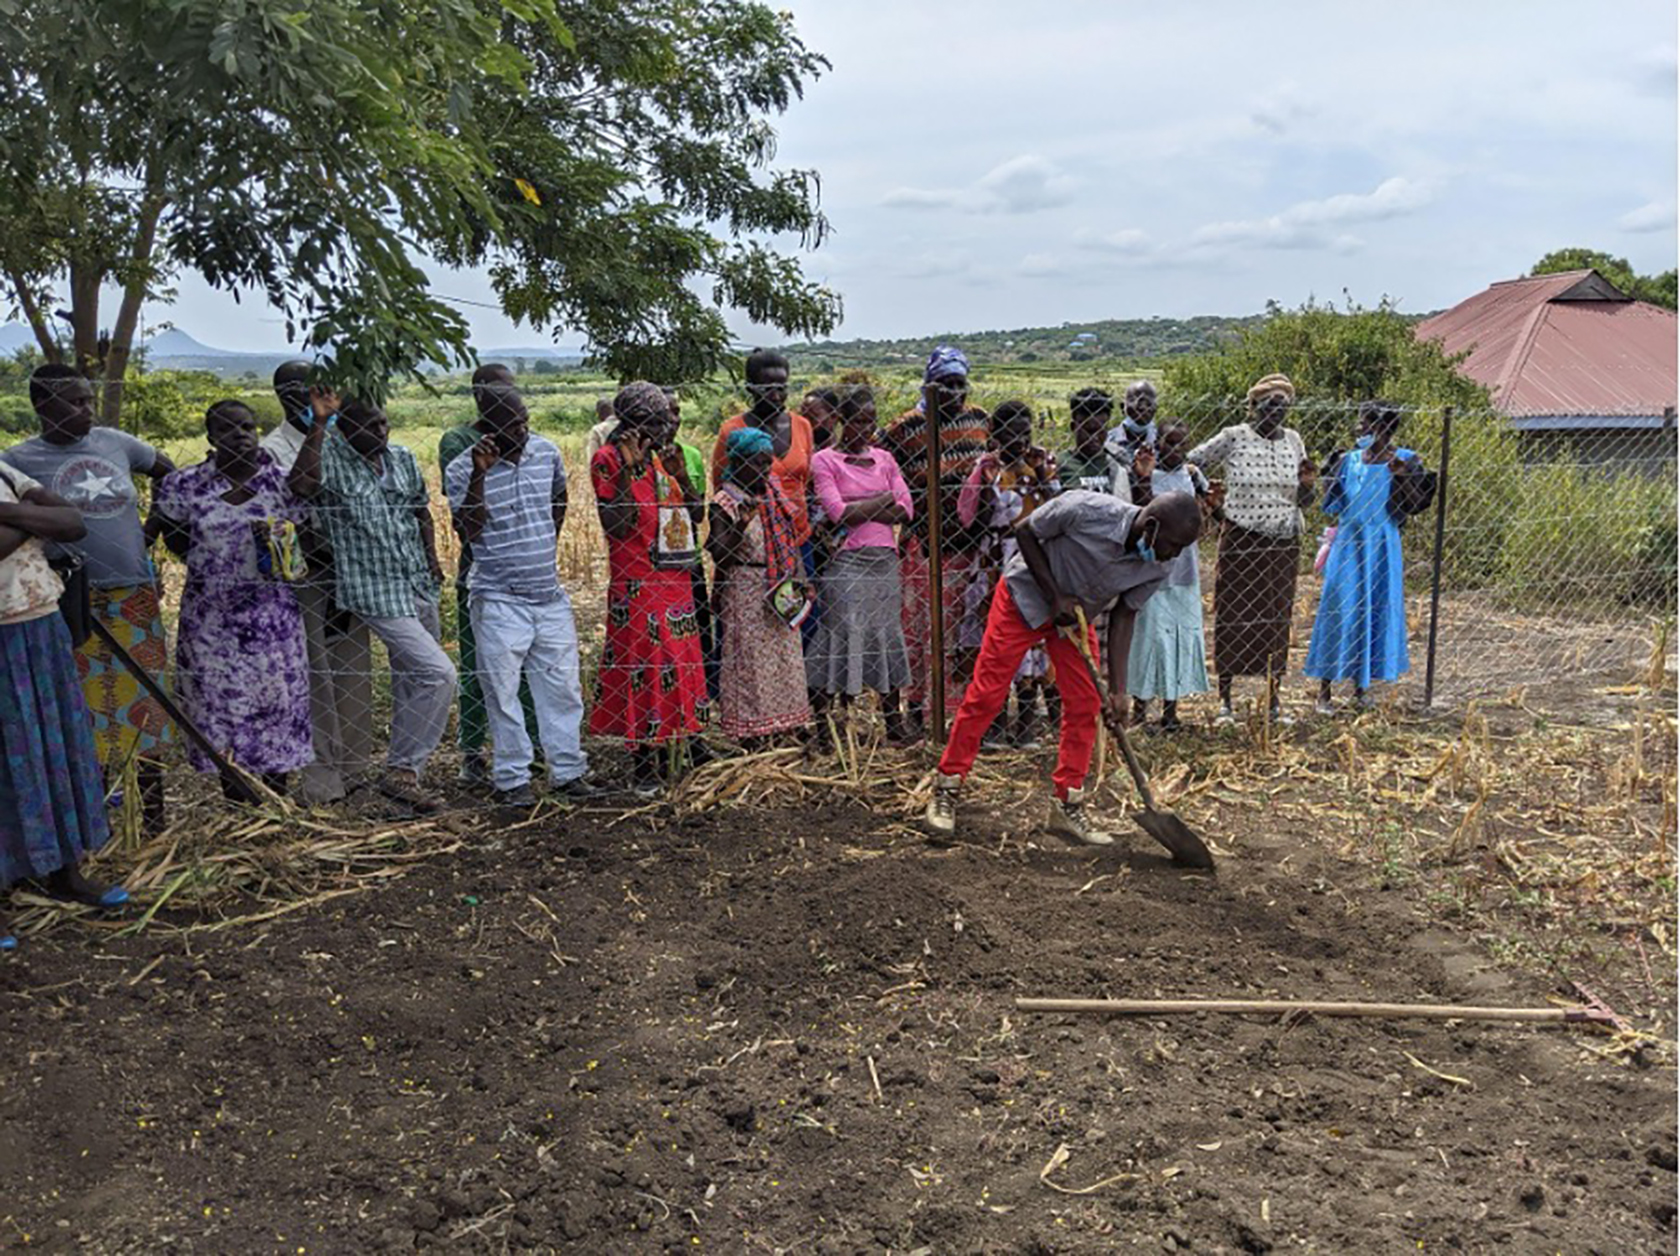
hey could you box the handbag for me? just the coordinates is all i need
[252,518,309,582]
[0,463,91,646]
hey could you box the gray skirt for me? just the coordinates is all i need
[805,546,912,695]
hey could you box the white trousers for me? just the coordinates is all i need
[362,594,457,775]
[470,592,588,790]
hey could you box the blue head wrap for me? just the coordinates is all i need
[923,345,970,384]
[725,426,775,481]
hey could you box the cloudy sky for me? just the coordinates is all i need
[161,0,1676,351]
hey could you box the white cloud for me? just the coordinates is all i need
[976,155,1077,214]
[1635,45,1677,96]
[879,187,963,211]
[1191,177,1434,250]
[1016,252,1066,277]
[881,154,1075,216]
[1073,227,1152,255]
[1617,200,1677,233]
[898,250,972,280]
[1250,84,1316,135]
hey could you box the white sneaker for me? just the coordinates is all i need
[1215,705,1235,725]
[1045,787,1115,847]
[1314,700,1336,716]
[925,773,961,835]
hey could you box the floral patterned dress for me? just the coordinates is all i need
[588,444,706,746]
[712,488,811,739]
[152,454,314,775]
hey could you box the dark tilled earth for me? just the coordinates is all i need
[1,770,1675,1254]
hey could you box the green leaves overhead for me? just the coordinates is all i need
[0,0,838,417]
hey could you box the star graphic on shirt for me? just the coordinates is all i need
[72,469,116,501]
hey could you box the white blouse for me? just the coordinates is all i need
[1187,422,1307,539]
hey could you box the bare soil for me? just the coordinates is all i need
[2,715,1676,1254]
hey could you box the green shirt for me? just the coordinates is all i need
[317,431,435,620]
[440,423,481,582]
[677,440,706,494]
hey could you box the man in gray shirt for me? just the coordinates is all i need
[925,489,1203,845]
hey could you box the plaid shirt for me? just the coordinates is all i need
[316,431,436,620]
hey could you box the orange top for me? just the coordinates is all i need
[710,412,815,543]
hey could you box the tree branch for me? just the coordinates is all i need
[5,266,62,362]
[102,190,167,427]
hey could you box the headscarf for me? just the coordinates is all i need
[723,426,774,482]
[923,345,970,384]
[1246,373,1296,408]
[613,379,669,429]
[718,426,798,588]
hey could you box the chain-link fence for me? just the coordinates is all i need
[2,371,1674,836]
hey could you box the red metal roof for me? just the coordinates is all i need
[1415,270,1678,416]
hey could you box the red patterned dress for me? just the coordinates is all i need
[588,444,707,746]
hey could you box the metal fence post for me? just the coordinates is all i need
[1423,405,1453,708]
[926,395,947,745]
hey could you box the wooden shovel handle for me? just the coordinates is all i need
[1015,997,1612,1025]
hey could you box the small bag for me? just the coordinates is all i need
[253,518,309,582]
[49,550,91,648]
[766,577,813,630]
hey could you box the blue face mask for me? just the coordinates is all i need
[1136,523,1159,563]
[1355,433,1375,450]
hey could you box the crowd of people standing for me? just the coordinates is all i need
[0,348,1432,944]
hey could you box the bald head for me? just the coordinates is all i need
[1136,490,1202,563]
[273,359,313,424]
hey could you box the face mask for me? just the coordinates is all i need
[1136,523,1159,564]
[1355,433,1375,450]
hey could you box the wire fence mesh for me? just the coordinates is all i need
[2,371,1674,831]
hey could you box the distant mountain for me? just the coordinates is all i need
[143,327,239,357]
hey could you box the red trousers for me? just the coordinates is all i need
[937,581,1101,797]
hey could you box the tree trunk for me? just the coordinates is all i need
[102,194,166,428]
[4,268,63,362]
[66,258,101,377]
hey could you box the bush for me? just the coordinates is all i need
[1493,463,1678,609]
[1161,297,1489,449]
[121,370,273,441]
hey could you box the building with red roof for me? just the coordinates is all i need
[1416,269,1677,461]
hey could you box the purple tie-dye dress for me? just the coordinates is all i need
[152,453,315,775]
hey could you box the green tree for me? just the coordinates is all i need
[0,0,839,425]
[1530,248,1677,310]
[1161,297,1490,453]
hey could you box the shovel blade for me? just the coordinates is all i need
[1133,807,1215,870]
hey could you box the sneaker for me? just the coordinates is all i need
[457,753,491,786]
[493,783,536,808]
[552,775,608,801]
[1215,704,1235,726]
[1268,706,1296,727]
[1045,787,1115,847]
[924,772,961,835]
[1314,699,1336,716]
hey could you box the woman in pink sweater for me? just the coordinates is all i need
[806,386,916,745]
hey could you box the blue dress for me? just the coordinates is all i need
[1304,449,1411,687]
[1126,464,1211,701]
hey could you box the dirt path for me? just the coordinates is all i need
[2,758,1674,1254]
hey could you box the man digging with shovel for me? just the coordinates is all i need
[924,489,1203,847]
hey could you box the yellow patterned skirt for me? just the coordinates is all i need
[75,583,175,768]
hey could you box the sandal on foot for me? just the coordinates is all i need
[42,869,129,909]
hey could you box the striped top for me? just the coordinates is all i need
[315,432,435,620]
[444,434,567,604]
[880,406,990,551]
